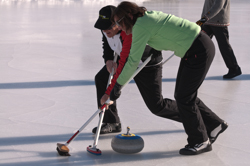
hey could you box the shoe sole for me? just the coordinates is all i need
[179,144,212,155]
[210,122,228,144]
[223,72,242,79]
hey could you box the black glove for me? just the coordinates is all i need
[150,49,162,61]
[196,17,207,26]
[141,45,162,65]
[110,82,122,101]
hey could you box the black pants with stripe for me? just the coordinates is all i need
[174,31,224,146]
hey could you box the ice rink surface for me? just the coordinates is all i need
[1,0,250,165]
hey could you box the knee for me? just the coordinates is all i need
[174,92,189,106]
[149,107,160,115]
[174,92,183,103]
[146,103,165,116]
[148,105,174,119]
[143,102,159,115]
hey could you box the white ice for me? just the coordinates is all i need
[0,0,250,166]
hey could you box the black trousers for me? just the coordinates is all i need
[202,25,240,70]
[95,63,182,123]
[95,65,120,123]
[134,64,182,122]
[174,31,223,146]
[96,41,224,136]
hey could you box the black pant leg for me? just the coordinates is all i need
[211,26,239,70]
[133,54,223,135]
[195,97,224,133]
[134,64,182,122]
[174,32,216,146]
[95,66,120,123]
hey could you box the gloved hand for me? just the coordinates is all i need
[196,17,207,26]
[110,82,122,101]
[150,49,162,61]
[141,45,162,62]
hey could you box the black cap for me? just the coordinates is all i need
[94,5,115,30]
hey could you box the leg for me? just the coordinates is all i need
[94,65,121,134]
[211,26,241,78]
[134,64,182,122]
[174,32,215,146]
[195,97,223,133]
[195,97,228,143]
[134,62,224,129]
[95,65,120,123]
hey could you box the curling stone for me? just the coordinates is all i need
[111,126,144,154]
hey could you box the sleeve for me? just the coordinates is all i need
[105,31,132,95]
[116,24,151,86]
[102,31,114,63]
[203,0,225,20]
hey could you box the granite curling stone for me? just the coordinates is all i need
[111,127,144,154]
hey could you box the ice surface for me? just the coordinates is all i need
[1,0,250,165]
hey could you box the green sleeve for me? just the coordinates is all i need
[116,24,151,86]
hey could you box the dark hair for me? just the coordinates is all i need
[112,1,147,31]
[110,5,116,16]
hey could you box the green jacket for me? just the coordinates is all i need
[117,11,200,85]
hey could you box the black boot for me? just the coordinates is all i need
[223,67,242,79]
[92,123,121,134]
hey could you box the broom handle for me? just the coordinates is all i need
[64,53,118,146]
[107,53,118,88]
[92,53,118,148]
[162,53,175,65]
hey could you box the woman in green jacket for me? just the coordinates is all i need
[109,1,228,155]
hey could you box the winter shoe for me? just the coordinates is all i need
[223,67,242,79]
[92,123,121,134]
[209,121,228,144]
[179,139,212,155]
